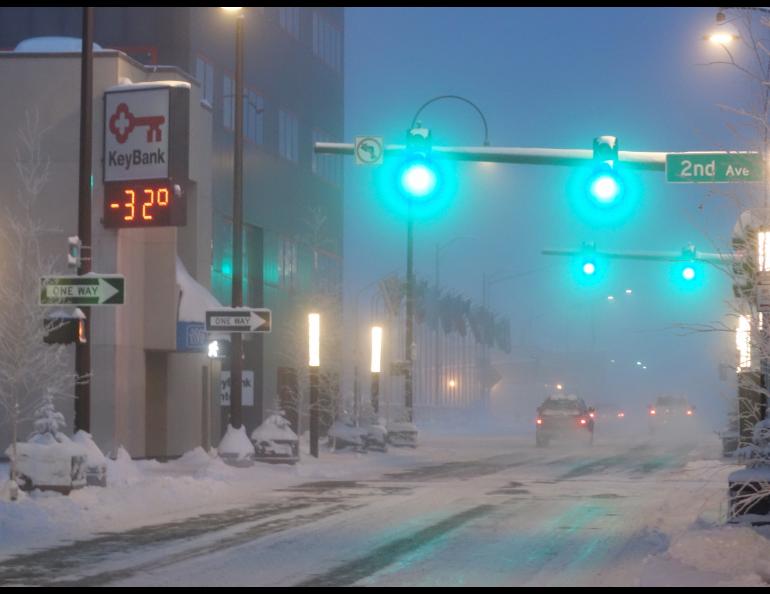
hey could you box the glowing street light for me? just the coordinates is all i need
[308,313,320,457]
[370,326,382,414]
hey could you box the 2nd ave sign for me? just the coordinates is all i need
[40,275,125,306]
[666,152,764,183]
[205,308,272,333]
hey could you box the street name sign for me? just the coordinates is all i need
[666,152,764,183]
[205,308,272,333]
[40,275,125,306]
[354,136,384,165]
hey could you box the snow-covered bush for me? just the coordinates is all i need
[735,419,770,467]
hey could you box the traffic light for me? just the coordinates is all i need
[397,124,439,200]
[568,135,638,227]
[375,123,457,221]
[67,235,82,269]
[573,242,606,286]
[587,136,622,206]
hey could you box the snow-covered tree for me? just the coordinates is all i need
[0,110,76,495]
[28,389,67,445]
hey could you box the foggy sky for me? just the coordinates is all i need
[342,7,755,427]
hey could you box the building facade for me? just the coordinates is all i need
[0,7,345,454]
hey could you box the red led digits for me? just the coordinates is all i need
[104,181,182,228]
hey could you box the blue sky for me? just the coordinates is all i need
[342,7,759,424]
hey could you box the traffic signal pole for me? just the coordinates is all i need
[75,7,93,433]
[405,210,414,421]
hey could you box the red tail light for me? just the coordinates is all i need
[536,418,543,425]
[650,409,656,416]
[580,418,587,425]
[686,410,693,416]
[589,412,595,419]
[617,411,625,418]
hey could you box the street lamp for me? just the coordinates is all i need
[371,326,382,414]
[308,313,320,458]
[222,6,246,432]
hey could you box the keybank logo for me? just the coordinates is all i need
[108,102,166,145]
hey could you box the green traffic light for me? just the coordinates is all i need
[589,173,621,204]
[682,266,696,281]
[400,162,437,198]
[582,261,596,275]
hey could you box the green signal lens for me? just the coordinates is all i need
[682,266,696,281]
[399,162,438,199]
[582,261,596,275]
[589,172,621,204]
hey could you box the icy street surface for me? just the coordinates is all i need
[1,427,768,587]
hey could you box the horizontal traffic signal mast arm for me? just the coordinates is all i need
[315,142,748,172]
[541,247,737,263]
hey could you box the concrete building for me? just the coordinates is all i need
[0,47,216,457]
[0,7,345,455]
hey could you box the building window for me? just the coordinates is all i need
[245,89,264,145]
[312,129,342,186]
[195,55,214,107]
[223,74,234,130]
[279,109,299,163]
[313,12,341,74]
[279,7,300,39]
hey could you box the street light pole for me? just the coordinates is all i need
[75,6,93,433]
[230,10,245,430]
[309,313,320,458]
[405,210,414,421]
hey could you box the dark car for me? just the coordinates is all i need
[648,395,695,434]
[535,394,594,447]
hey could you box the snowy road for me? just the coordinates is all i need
[0,431,739,587]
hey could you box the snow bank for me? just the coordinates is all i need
[667,525,770,581]
[72,430,107,467]
[218,425,255,460]
[105,446,143,486]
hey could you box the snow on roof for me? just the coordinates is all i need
[176,257,222,323]
[105,80,192,93]
[13,37,103,53]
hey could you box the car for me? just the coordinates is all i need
[535,393,595,447]
[648,395,695,434]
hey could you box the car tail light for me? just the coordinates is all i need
[580,418,587,425]
[650,409,656,415]
[686,410,693,416]
[617,411,625,418]
[589,412,595,419]
[536,418,543,425]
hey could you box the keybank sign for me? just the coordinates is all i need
[104,85,174,182]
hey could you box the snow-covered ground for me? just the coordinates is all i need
[1,424,769,586]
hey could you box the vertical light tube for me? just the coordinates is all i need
[371,326,382,373]
[309,313,320,367]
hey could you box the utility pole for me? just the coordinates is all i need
[434,244,440,411]
[75,6,93,433]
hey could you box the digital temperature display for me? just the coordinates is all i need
[103,180,185,228]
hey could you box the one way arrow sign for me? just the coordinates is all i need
[40,275,125,306]
[205,308,272,333]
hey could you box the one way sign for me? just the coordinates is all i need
[205,308,272,333]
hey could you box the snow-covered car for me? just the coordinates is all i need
[535,393,594,447]
[648,395,695,434]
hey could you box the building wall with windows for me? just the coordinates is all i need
[0,6,345,439]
